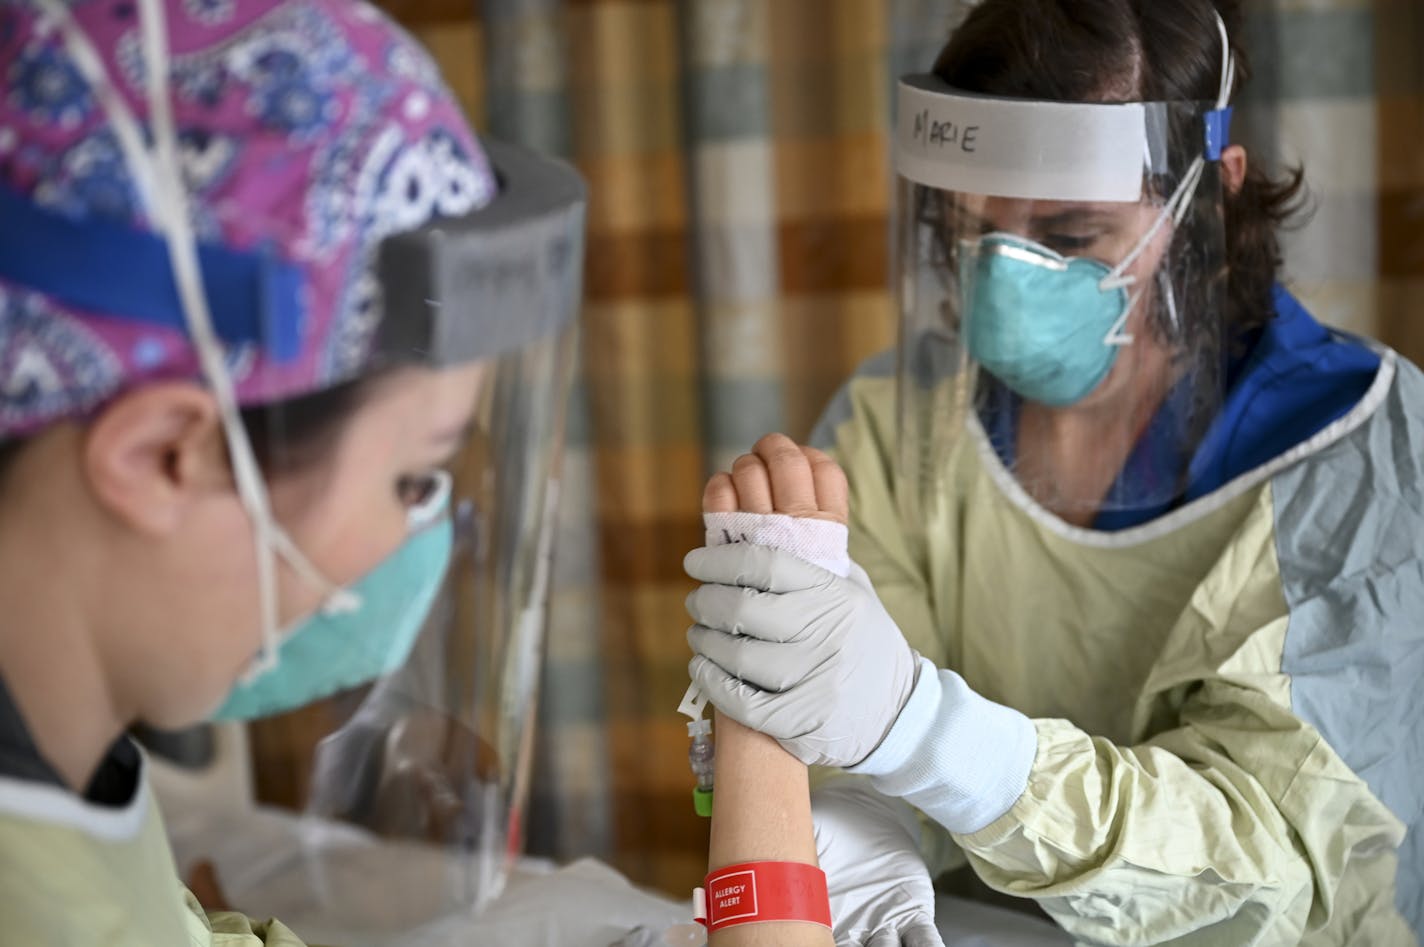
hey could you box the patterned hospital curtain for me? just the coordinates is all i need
[355,0,1414,897]
[1235,0,1383,339]
[1376,0,1424,362]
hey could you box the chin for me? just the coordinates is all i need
[139,681,237,732]
[138,706,214,733]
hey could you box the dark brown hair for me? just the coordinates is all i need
[934,0,1306,339]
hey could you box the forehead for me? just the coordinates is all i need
[358,363,487,429]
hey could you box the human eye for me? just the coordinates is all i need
[395,471,445,509]
[1041,233,1097,254]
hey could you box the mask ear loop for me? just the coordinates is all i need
[133,0,294,675]
[1099,157,1206,295]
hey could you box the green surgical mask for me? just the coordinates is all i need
[212,473,454,721]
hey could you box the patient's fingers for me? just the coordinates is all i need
[802,446,849,525]
[754,433,821,518]
[731,452,774,514]
[702,472,738,514]
[716,436,849,523]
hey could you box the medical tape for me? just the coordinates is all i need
[702,512,850,577]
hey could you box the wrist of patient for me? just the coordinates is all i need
[714,710,804,773]
[707,709,813,850]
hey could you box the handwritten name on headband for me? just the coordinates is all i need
[911,109,980,154]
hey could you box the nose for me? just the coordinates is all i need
[979,197,1035,238]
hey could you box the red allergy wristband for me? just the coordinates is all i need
[693,861,833,933]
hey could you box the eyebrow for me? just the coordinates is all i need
[1030,208,1116,230]
[937,203,1118,238]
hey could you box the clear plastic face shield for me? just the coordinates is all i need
[30,0,585,937]
[894,26,1236,527]
[240,143,584,941]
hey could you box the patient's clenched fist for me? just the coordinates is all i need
[702,433,848,526]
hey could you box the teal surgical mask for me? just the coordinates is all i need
[212,472,455,721]
[961,155,1207,409]
[963,233,1135,408]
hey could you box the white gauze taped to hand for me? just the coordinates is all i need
[702,511,851,579]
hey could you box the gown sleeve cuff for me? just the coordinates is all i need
[850,656,1037,836]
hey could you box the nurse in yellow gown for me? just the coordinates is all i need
[683,1,1423,943]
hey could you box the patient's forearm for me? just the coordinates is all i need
[699,437,843,946]
[707,712,832,946]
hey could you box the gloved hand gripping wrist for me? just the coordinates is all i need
[687,511,1037,835]
[685,539,921,769]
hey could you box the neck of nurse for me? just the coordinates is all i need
[1018,368,1172,530]
[0,450,128,794]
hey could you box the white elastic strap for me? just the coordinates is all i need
[1215,13,1236,110]
[1099,154,1205,294]
[131,0,287,675]
[33,1,160,223]
[1102,290,1140,347]
[1160,268,1181,335]
[45,0,285,673]
[45,0,353,678]
[1099,14,1234,300]
[267,529,361,616]
[1093,147,1204,352]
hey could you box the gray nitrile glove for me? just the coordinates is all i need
[684,543,920,768]
[814,778,944,947]
[685,542,1038,835]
